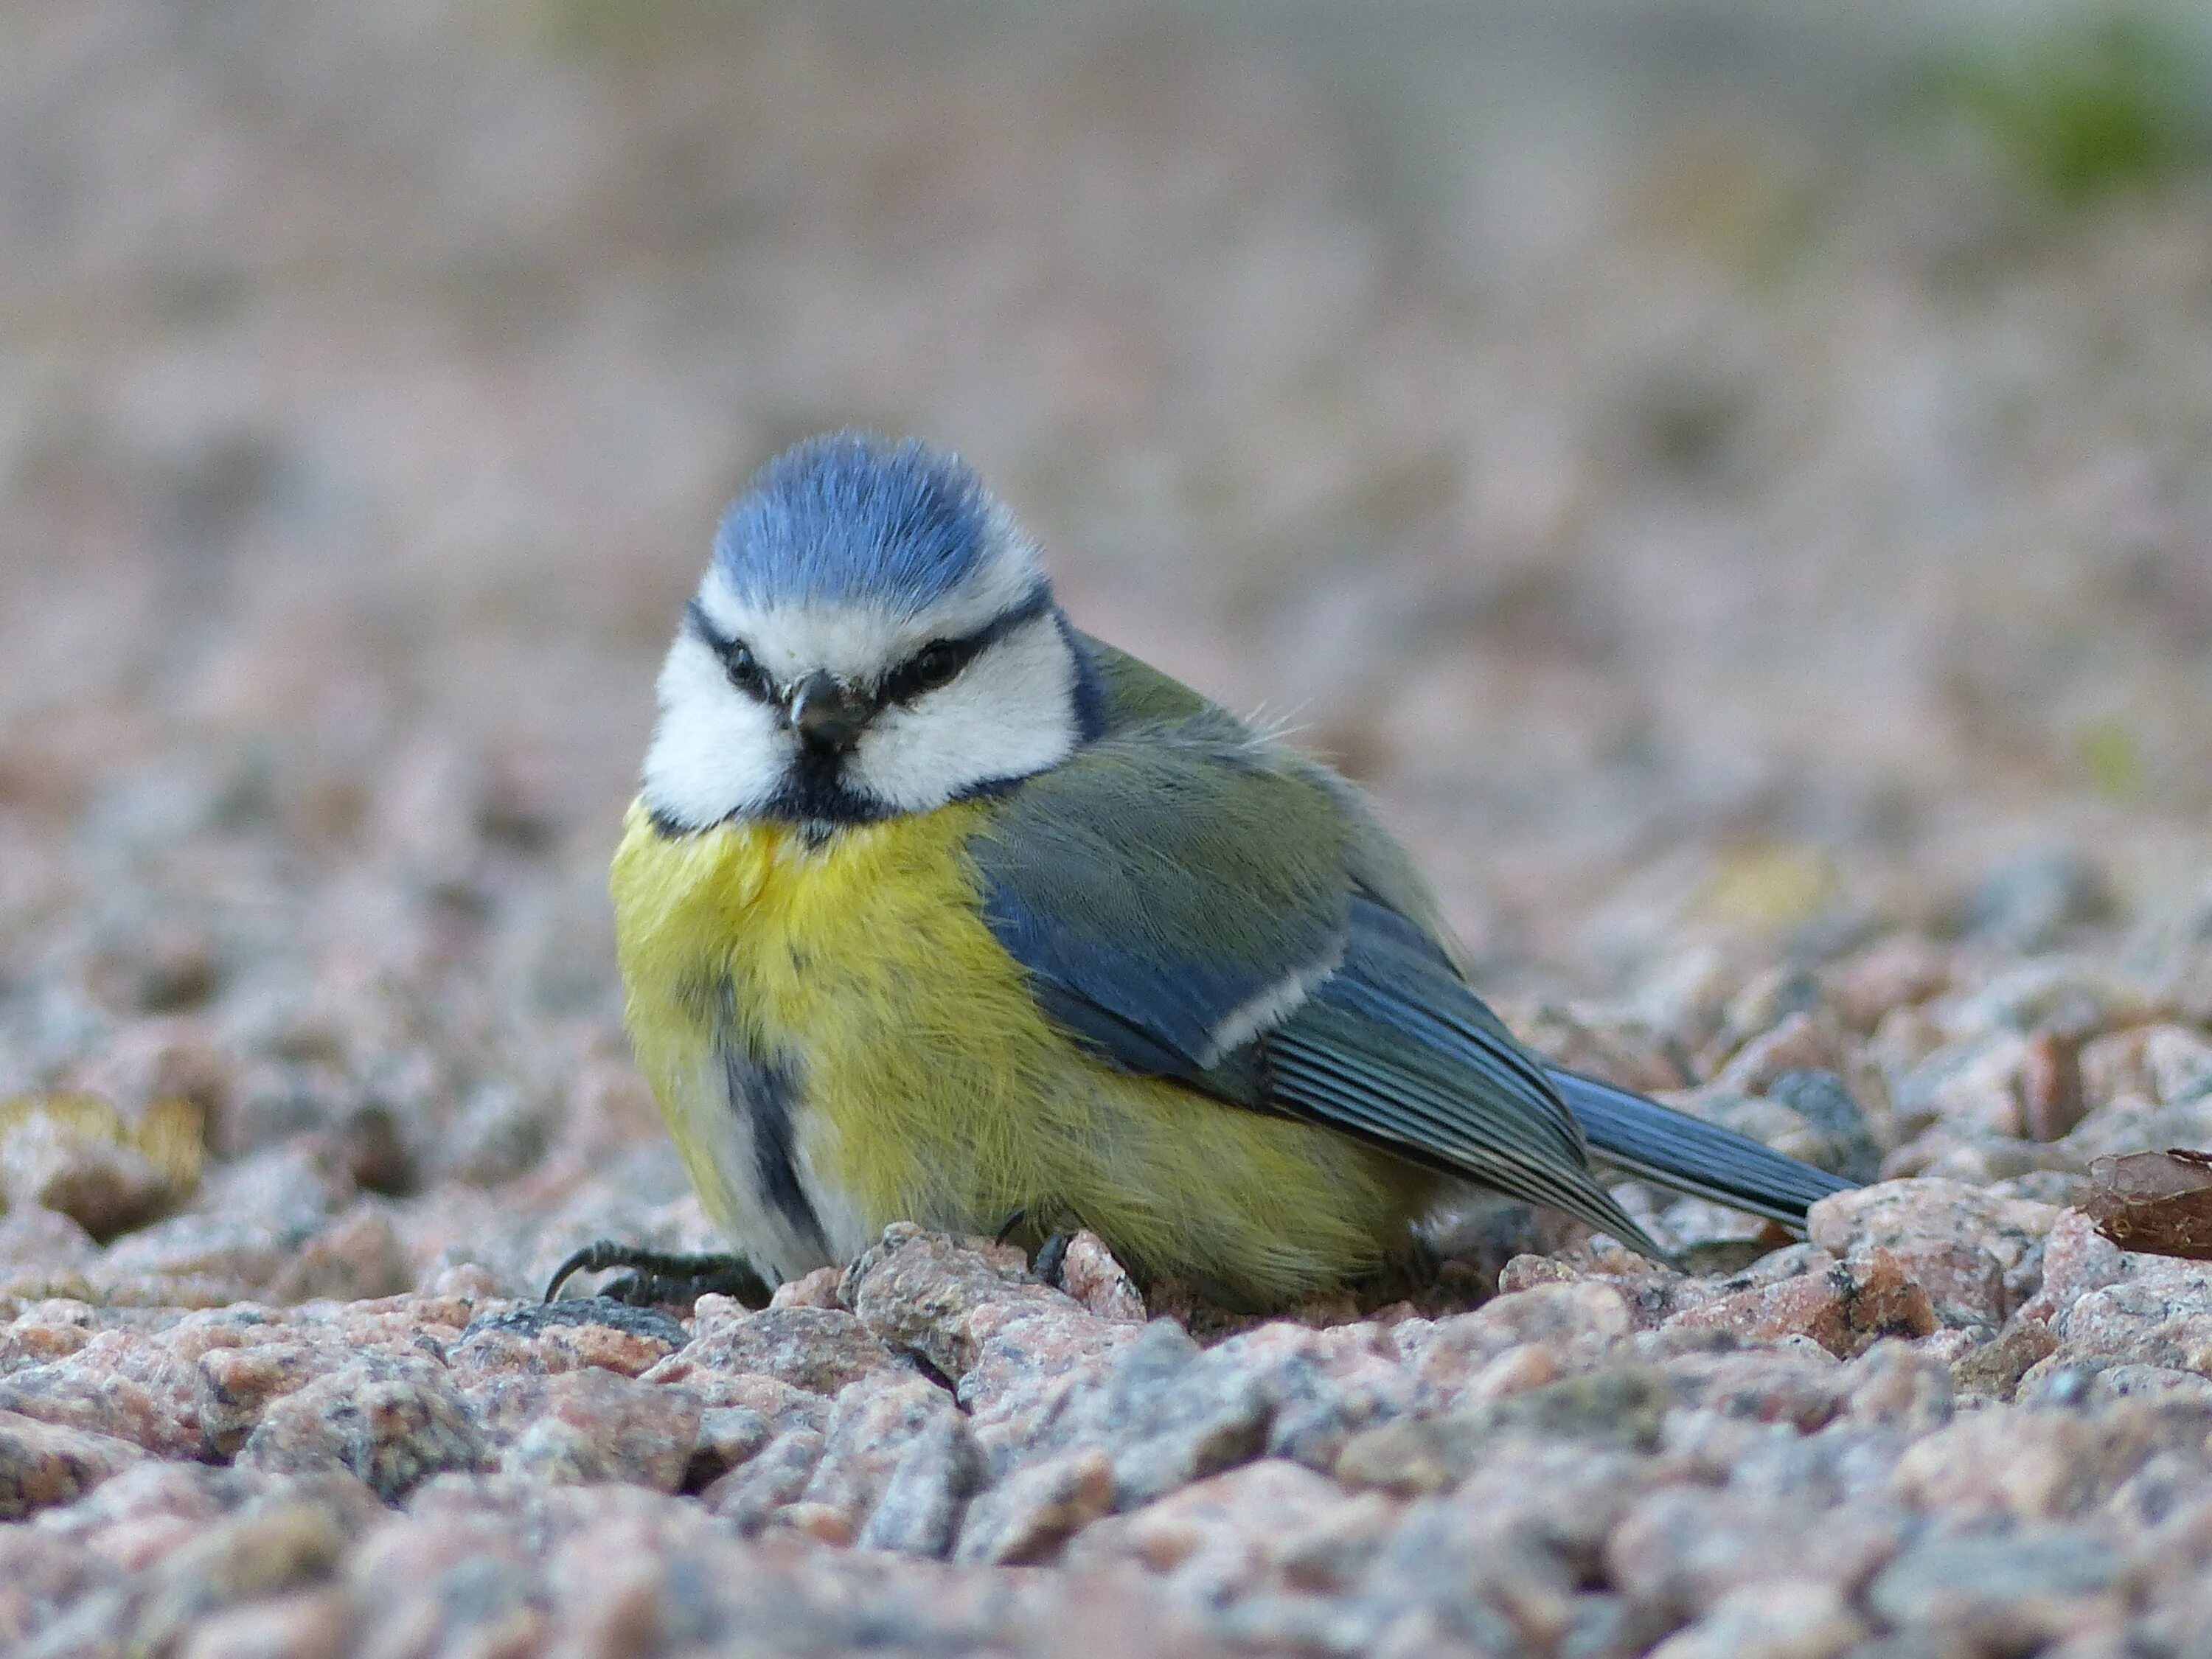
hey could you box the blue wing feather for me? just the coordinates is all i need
[969,646,1851,1251]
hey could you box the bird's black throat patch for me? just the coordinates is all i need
[721,1041,830,1256]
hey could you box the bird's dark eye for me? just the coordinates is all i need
[887,639,970,702]
[912,642,964,689]
[685,599,776,703]
[721,640,773,701]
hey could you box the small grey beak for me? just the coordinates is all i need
[787,670,869,752]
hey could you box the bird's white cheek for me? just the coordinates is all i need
[641,637,789,828]
[845,625,1079,813]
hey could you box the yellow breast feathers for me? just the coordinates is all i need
[609,798,1427,1302]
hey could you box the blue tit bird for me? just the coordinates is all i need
[559,432,1851,1312]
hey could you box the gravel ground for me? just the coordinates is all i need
[7,4,2212,1654]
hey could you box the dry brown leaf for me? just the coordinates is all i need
[2084,1150,2212,1259]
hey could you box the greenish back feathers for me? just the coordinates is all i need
[968,636,1663,1258]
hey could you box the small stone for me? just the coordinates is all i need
[852,1402,985,1557]
[1054,1231,1147,1324]
[1407,1281,1635,1405]
[455,1298,686,1374]
[2,1111,177,1242]
[237,1358,486,1502]
[89,1214,289,1302]
[1891,1032,2039,1141]
[1648,1581,1866,1659]
[1764,1070,1884,1182]
[1957,846,2111,951]
[1662,1251,1935,1358]
[1719,968,1829,1056]
[421,1263,509,1304]
[842,1224,1134,1409]
[339,1500,550,1655]
[0,1314,94,1373]
[263,1206,412,1304]
[1808,1179,2061,1327]
[655,1368,825,1438]
[2021,1208,2132,1324]
[0,1206,101,1275]
[173,1587,353,1659]
[1337,1366,1669,1495]
[1888,1402,2194,1520]
[484,1368,703,1491]
[1949,1318,2062,1401]
[1715,1012,1843,1096]
[1629,946,1739,1050]
[435,1085,541,1189]
[2014,1356,2212,1407]
[66,1018,230,1123]
[1824,936,1954,1033]
[0,1408,145,1518]
[1355,1440,1653,1653]
[1088,1322,1276,1507]
[700,1427,824,1532]
[775,1371,980,1554]
[1869,1005,1947,1079]
[1494,1253,1579,1293]
[0,1329,212,1458]
[30,1461,279,1569]
[1941,960,2158,1046]
[672,1305,905,1396]
[127,1480,384,1657]
[1654,1346,1846,1434]
[953,1447,1114,1564]
[1332,1416,1464,1497]
[0,1526,126,1646]
[1064,1458,1398,1604]
[2052,1262,2212,1374]
[1840,1339,1954,1433]
[1866,1528,2126,1649]
[771,1500,858,1545]
[2144,1026,2212,1105]
[768,1266,844,1310]
[1607,1487,1898,1620]
[684,1405,773,1490]
[195,1336,355,1457]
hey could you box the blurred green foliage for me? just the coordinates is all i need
[529,0,754,63]
[1929,13,2212,206]
[2077,717,2149,802]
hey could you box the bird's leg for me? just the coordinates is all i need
[990,1206,1075,1290]
[1031,1231,1074,1290]
[543,1242,771,1310]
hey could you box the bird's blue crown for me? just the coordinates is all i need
[713,432,999,616]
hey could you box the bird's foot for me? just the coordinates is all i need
[1031,1231,1073,1290]
[543,1242,771,1310]
[990,1207,1074,1290]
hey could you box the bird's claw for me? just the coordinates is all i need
[543,1242,771,1310]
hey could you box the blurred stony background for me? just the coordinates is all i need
[8,2,2212,1654]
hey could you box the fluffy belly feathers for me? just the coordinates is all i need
[608,798,1429,1302]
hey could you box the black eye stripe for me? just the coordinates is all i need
[682,582,1060,710]
[686,599,775,702]
[880,582,1057,703]
[881,637,980,703]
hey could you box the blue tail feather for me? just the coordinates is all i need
[1547,1068,1856,1229]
